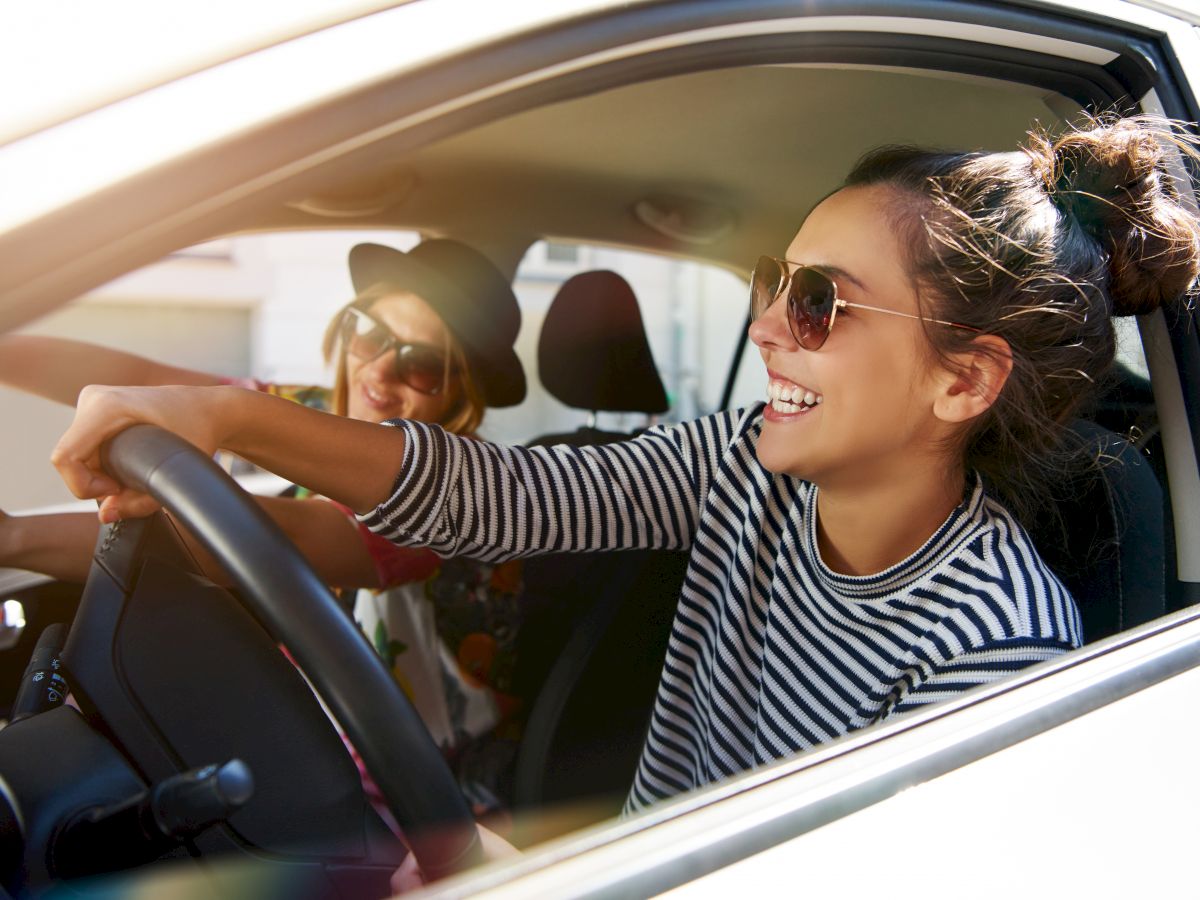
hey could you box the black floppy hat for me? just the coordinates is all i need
[348,240,526,408]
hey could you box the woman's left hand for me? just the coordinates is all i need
[51,384,228,522]
[390,823,519,894]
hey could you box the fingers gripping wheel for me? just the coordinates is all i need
[83,425,481,879]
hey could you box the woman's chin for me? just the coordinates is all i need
[754,436,809,479]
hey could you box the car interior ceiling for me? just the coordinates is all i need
[0,45,1188,864]
[272,65,1078,273]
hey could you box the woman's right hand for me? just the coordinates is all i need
[390,823,519,893]
[50,384,229,522]
[53,381,408,521]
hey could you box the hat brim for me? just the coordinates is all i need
[349,244,525,408]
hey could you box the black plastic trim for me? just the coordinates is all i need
[718,313,751,412]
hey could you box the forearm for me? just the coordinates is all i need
[53,384,408,522]
[169,496,381,589]
[363,419,701,560]
[0,335,220,405]
[218,389,407,514]
[0,512,100,582]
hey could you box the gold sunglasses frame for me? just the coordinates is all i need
[752,256,979,349]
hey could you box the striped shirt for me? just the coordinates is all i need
[360,406,1082,812]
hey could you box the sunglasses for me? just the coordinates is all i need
[750,255,978,350]
[340,306,456,396]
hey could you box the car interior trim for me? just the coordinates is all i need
[579,14,1119,65]
[0,2,1137,237]
[1150,307,1200,582]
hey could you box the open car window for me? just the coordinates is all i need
[0,232,751,509]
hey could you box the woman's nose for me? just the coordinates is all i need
[748,293,798,352]
[363,347,400,379]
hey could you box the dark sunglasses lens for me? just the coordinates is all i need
[788,268,837,350]
[395,345,448,395]
[750,256,786,319]
[344,310,392,360]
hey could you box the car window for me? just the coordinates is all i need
[490,239,750,444]
[0,229,419,511]
[0,232,752,509]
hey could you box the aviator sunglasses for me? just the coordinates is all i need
[340,306,456,396]
[750,255,978,350]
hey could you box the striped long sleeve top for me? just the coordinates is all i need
[360,406,1083,812]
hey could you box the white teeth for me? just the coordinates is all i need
[365,385,391,405]
[766,379,822,413]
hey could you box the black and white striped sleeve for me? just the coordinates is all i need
[880,637,1075,720]
[357,413,741,562]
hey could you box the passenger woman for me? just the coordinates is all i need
[0,239,527,800]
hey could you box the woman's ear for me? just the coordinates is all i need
[932,334,1013,424]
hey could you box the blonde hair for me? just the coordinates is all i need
[322,284,487,436]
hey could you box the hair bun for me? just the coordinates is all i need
[1038,116,1200,316]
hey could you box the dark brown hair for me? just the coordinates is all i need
[843,114,1200,526]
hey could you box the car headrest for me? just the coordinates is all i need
[537,270,668,414]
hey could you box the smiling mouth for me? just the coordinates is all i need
[361,383,397,408]
[767,378,823,415]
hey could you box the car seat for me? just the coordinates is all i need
[527,269,668,445]
[1030,418,1166,643]
[512,271,686,834]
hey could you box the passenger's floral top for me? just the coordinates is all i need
[227,378,525,772]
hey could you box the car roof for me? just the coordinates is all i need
[266,64,1070,274]
[0,0,397,146]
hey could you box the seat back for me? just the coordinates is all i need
[1028,420,1165,643]
[535,269,668,427]
[513,272,684,831]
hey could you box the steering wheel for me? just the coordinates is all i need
[76,424,482,881]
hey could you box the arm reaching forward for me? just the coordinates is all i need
[0,335,223,405]
[0,497,382,589]
[51,384,407,521]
